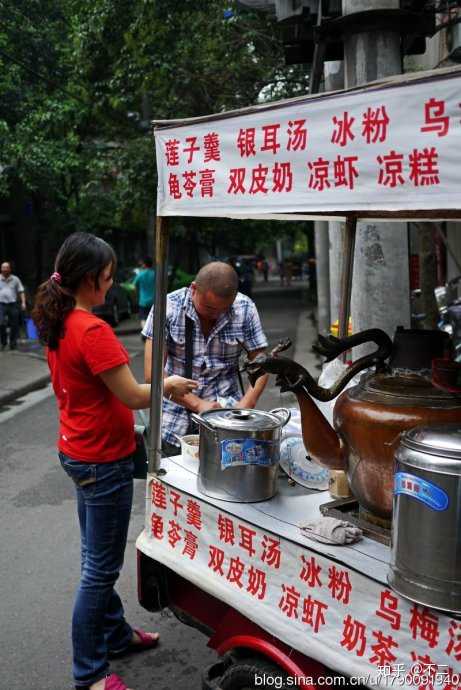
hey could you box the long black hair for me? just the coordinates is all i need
[32,232,116,350]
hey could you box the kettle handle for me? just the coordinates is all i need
[269,407,291,427]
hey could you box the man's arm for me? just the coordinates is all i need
[235,347,268,409]
[144,337,220,414]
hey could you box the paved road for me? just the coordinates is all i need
[0,287,311,690]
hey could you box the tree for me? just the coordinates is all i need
[0,0,310,281]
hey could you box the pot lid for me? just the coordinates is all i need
[201,408,282,431]
[400,424,461,473]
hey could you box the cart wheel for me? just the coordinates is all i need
[219,658,288,689]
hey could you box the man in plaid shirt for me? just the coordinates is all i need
[143,262,268,456]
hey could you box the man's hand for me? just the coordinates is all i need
[196,400,222,414]
[235,394,256,410]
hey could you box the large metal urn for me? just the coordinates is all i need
[389,425,461,613]
[243,328,461,521]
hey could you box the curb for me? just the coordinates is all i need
[0,373,51,408]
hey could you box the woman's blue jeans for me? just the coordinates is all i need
[60,453,135,688]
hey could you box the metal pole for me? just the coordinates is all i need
[314,221,331,335]
[338,216,357,341]
[148,216,169,475]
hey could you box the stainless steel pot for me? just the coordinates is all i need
[191,407,290,502]
[389,424,461,613]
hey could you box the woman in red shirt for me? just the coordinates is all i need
[33,232,197,690]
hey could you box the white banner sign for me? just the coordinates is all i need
[154,71,461,218]
[139,479,461,688]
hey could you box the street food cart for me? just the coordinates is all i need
[136,65,461,689]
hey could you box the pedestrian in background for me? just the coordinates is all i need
[133,257,155,328]
[0,260,26,350]
[32,232,197,690]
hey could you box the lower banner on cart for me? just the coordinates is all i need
[139,478,461,689]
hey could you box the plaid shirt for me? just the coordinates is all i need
[142,287,268,446]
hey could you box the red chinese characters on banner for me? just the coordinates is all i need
[183,136,200,164]
[237,128,257,157]
[151,513,164,540]
[287,119,308,151]
[341,615,367,657]
[409,147,440,187]
[186,499,202,531]
[334,155,359,190]
[272,162,293,193]
[308,157,330,191]
[165,139,180,166]
[376,589,402,631]
[204,133,221,162]
[199,169,216,197]
[261,535,281,569]
[421,98,449,137]
[377,150,405,188]
[167,520,182,548]
[239,525,257,557]
[362,105,390,144]
[218,514,235,545]
[170,490,184,517]
[299,555,322,588]
[151,480,167,510]
[409,605,440,649]
[227,168,246,194]
[261,124,281,154]
[164,133,221,167]
[302,595,328,633]
[182,171,196,198]
[443,667,461,690]
[446,620,461,661]
[249,164,269,194]
[168,173,182,200]
[247,565,267,600]
[227,556,245,589]
[331,111,355,147]
[328,566,352,605]
[409,652,438,690]
[208,545,225,575]
[279,584,301,619]
[369,630,398,667]
[182,530,199,560]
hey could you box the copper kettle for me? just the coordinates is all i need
[244,328,461,521]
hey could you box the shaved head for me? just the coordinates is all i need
[195,261,239,299]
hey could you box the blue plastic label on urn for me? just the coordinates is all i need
[394,472,449,511]
[220,438,278,469]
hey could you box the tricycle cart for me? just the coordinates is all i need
[137,65,461,689]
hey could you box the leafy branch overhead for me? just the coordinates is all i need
[0,0,309,244]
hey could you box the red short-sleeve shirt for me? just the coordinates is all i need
[47,309,135,462]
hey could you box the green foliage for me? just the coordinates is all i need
[0,0,310,250]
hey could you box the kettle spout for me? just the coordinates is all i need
[294,387,346,471]
[242,341,346,471]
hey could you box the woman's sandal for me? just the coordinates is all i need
[78,673,130,690]
[108,628,160,658]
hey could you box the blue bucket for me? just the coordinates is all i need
[26,317,38,340]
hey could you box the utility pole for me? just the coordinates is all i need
[314,220,330,335]
[343,0,410,354]
[324,61,345,330]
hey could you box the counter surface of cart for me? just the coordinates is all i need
[137,454,460,688]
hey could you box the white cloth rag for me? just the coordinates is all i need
[299,516,363,545]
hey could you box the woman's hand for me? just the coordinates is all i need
[165,375,198,402]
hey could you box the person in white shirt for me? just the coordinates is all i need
[0,261,26,350]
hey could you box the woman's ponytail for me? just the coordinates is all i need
[32,276,76,350]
